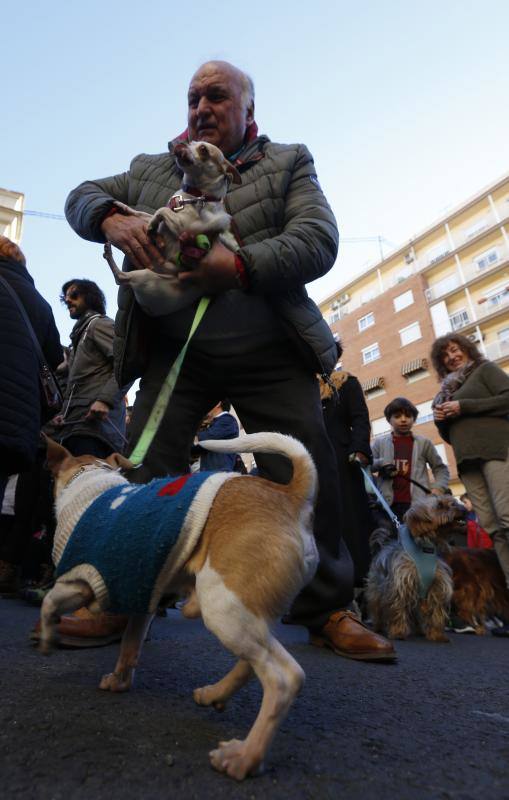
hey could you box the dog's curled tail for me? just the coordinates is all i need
[198,432,317,505]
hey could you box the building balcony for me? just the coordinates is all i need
[424,250,509,304]
[484,338,509,362]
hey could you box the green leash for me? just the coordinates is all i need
[129,297,210,466]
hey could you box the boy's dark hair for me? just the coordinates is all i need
[220,399,231,412]
[460,492,469,503]
[430,333,484,379]
[384,397,418,422]
[60,279,106,315]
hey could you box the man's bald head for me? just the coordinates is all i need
[187,61,255,157]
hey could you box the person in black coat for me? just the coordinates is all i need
[319,353,375,588]
[0,236,63,596]
[0,236,63,475]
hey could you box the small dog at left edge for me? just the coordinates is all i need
[40,433,319,781]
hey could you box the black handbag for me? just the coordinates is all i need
[0,274,63,424]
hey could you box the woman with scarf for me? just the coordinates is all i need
[431,333,509,636]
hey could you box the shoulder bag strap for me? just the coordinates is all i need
[0,273,49,368]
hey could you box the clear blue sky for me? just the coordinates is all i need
[3,0,509,344]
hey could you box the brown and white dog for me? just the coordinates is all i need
[41,433,318,781]
[103,140,241,317]
[444,548,509,634]
[366,495,466,642]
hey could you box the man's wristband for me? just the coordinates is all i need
[102,205,120,224]
[234,254,249,289]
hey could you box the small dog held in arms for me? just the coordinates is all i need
[40,433,318,781]
[366,495,466,642]
[103,140,241,317]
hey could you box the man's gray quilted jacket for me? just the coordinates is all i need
[65,134,339,384]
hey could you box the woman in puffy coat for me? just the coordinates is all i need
[0,236,62,474]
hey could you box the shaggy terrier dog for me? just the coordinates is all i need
[366,495,466,642]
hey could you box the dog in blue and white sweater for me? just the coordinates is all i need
[41,432,318,781]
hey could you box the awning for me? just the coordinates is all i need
[361,376,385,392]
[401,358,428,376]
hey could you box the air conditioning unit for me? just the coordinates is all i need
[467,331,483,344]
[404,253,414,265]
[331,300,339,310]
[339,293,350,304]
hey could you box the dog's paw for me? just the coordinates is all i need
[209,739,263,781]
[99,671,133,692]
[38,637,56,655]
[193,685,226,711]
[425,631,450,643]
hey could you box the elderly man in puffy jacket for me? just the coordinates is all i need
[64,61,395,661]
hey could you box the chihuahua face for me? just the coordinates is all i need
[174,141,241,186]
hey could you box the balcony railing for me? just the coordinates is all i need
[484,338,509,361]
[476,291,509,319]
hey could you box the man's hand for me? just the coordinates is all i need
[178,239,238,294]
[52,414,64,427]
[86,400,110,421]
[353,452,370,467]
[101,213,165,270]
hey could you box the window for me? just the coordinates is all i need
[434,443,448,464]
[392,269,412,286]
[361,288,377,305]
[485,285,509,309]
[431,272,460,298]
[414,400,434,426]
[393,289,414,312]
[465,218,489,239]
[362,342,381,365]
[497,327,509,346]
[329,310,340,324]
[406,369,430,384]
[475,248,499,271]
[372,417,391,437]
[427,244,450,265]
[358,312,375,332]
[399,322,422,346]
[449,308,470,331]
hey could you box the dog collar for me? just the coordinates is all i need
[63,463,112,490]
[167,185,223,213]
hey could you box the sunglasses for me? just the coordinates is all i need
[65,290,80,302]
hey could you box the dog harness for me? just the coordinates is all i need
[399,523,438,599]
[55,471,237,613]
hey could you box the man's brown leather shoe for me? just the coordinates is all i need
[310,610,397,662]
[30,607,128,648]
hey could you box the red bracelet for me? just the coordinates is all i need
[102,205,119,222]
[234,254,249,289]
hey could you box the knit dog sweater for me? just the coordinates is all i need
[54,471,237,613]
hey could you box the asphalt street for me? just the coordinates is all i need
[1,599,508,800]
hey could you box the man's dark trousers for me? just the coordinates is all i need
[127,338,354,631]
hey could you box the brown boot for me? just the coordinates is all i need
[310,610,397,662]
[30,607,129,648]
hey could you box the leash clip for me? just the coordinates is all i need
[169,195,186,213]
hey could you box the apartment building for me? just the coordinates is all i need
[0,187,24,244]
[319,171,509,495]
